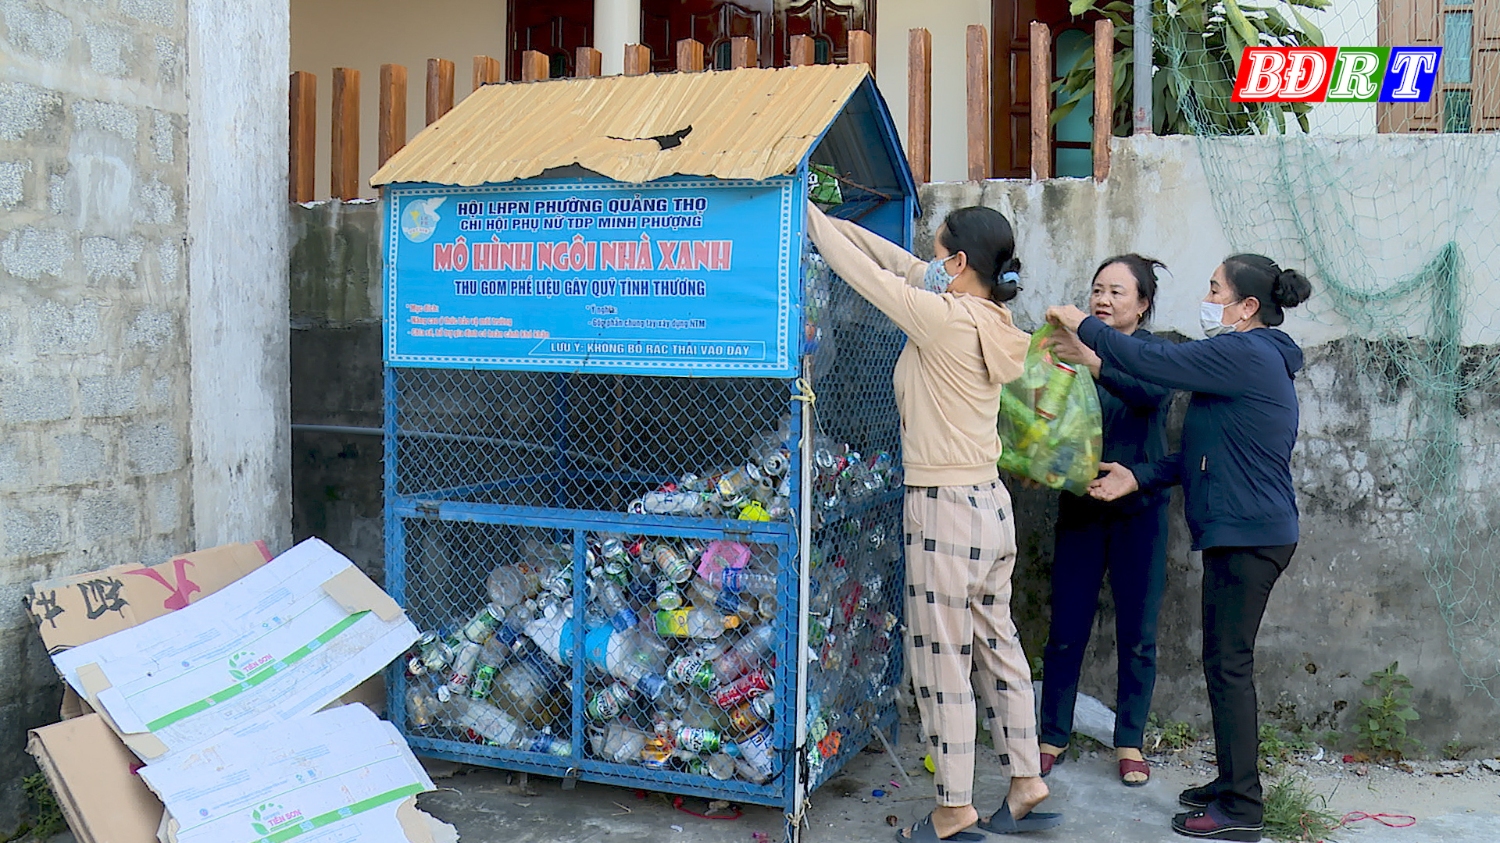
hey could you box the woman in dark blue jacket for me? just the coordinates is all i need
[1046,254,1312,843]
[1034,256,1173,788]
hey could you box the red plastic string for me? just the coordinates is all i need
[1336,811,1416,830]
[672,796,744,821]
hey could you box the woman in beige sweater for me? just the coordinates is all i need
[806,204,1063,841]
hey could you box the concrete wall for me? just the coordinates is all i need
[289,0,509,201]
[0,0,195,824]
[0,0,290,829]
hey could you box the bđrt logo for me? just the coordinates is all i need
[1232,47,1442,103]
[250,802,304,836]
[227,649,273,682]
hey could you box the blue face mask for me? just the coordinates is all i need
[924,257,956,294]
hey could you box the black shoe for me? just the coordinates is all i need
[1171,808,1263,842]
[1178,783,1220,810]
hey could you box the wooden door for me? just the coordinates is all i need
[507,0,594,81]
[775,0,873,67]
[991,0,1096,177]
[641,0,774,72]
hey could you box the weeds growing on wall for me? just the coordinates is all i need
[1355,662,1422,761]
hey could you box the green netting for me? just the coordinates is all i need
[1062,2,1500,701]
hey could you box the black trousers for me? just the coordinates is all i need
[1201,544,1296,824]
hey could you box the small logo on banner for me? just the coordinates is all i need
[401,197,445,243]
[1232,47,1442,103]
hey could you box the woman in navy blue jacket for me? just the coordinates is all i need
[1046,254,1312,843]
[1033,256,1173,788]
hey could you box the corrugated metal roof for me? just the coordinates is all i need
[370,64,870,187]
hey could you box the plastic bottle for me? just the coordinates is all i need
[589,721,648,765]
[524,602,575,667]
[1035,358,1078,420]
[712,624,777,683]
[594,579,639,632]
[489,648,565,730]
[697,557,777,598]
[707,752,737,781]
[687,577,756,623]
[450,696,526,747]
[654,605,742,639]
[584,623,671,701]
[486,564,540,610]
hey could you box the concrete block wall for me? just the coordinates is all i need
[0,0,291,830]
[0,0,190,823]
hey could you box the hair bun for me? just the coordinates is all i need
[1271,269,1312,308]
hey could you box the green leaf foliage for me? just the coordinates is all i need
[1053,0,1331,136]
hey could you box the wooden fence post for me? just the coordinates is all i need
[623,44,651,76]
[730,36,758,69]
[790,34,816,66]
[908,29,932,185]
[331,67,360,200]
[473,55,501,91]
[521,50,549,82]
[848,30,874,69]
[1093,20,1114,181]
[288,71,316,203]
[426,58,454,125]
[576,47,603,78]
[378,64,407,168]
[966,25,991,182]
[1030,23,1052,180]
[676,39,705,72]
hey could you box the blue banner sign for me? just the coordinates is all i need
[384,178,800,376]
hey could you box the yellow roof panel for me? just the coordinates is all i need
[370,64,869,187]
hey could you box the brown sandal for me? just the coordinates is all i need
[1118,757,1150,787]
[1039,743,1066,778]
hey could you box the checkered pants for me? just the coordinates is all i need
[904,481,1041,807]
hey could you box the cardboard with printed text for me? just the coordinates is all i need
[26,541,274,655]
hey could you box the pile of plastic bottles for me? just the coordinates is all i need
[625,420,901,527]
[402,534,787,784]
[800,513,904,785]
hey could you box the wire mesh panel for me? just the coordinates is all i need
[386,240,908,815]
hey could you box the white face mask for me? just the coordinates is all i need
[924,256,957,294]
[1200,300,1239,337]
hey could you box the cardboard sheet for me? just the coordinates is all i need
[27,542,273,656]
[52,538,418,763]
[26,714,164,843]
[139,705,436,843]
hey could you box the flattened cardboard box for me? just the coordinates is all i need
[27,714,162,843]
[53,538,418,764]
[27,541,274,721]
[27,541,273,655]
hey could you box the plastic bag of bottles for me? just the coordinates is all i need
[995,325,1103,495]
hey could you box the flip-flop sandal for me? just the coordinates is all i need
[978,802,1065,835]
[893,812,989,843]
[1119,757,1150,787]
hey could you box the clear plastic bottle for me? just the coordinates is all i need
[585,623,671,700]
[687,577,756,622]
[654,605,741,639]
[490,648,566,730]
[486,564,540,610]
[697,557,777,598]
[712,624,777,683]
[594,579,639,632]
[449,696,526,747]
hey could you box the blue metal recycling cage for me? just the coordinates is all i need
[373,64,918,833]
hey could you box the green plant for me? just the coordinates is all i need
[1055,0,1331,136]
[1441,739,1473,761]
[21,773,66,839]
[1262,774,1341,842]
[1355,661,1421,761]
[1146,713,1199,751]
[1259,723,1316,770]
